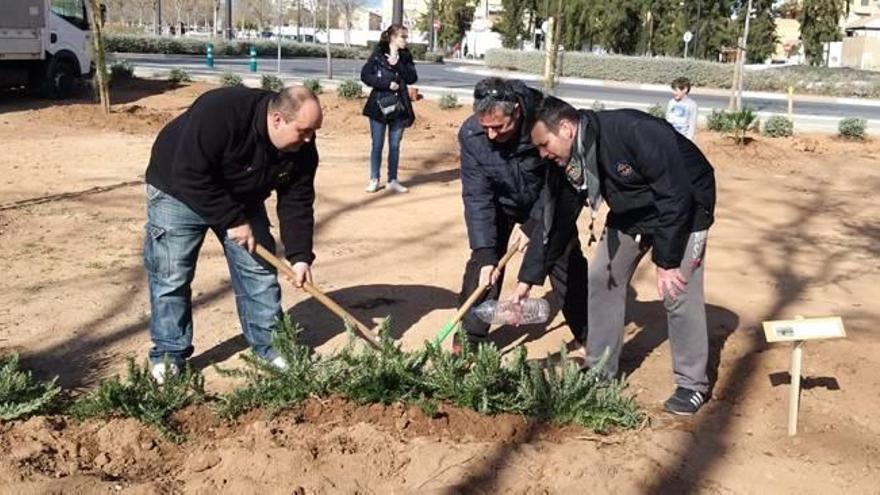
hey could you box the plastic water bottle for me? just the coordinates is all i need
[472,299,550,325]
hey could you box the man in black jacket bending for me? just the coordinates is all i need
[517,96,716,415]
[143,85,322,382]
[456,78,588,351]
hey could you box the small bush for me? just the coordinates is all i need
[706,109,731,132]
[261,73,284,92]
[424,51,445,63]
[647,103,666,119]
[0,353,62,421]
[168,67,192,84]
[438,93,460,110]
[725,107,760,145]
[336,79,363,99]
[220,71,243,87]
[70,358,204,442]
[763,115,794,138]
[591,100,606,111]
[110,59,135,80]
[838,117,867,140]
[303,78,322,94]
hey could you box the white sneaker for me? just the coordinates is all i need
[387,180,409,193]
[365,179,381,193]
[270,356,289,370]
[150,362,179,385]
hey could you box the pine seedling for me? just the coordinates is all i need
[0,353,62,421]
[327,319,429,405]
[215,315,322,419]
[70,357,204,442]
[542,345,644,433]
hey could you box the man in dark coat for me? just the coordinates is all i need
[144,85,322,382]
[517,95,716,415]
[456,78,589,351]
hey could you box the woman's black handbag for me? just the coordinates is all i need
[376,92,402,119]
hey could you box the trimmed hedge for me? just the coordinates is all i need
[105,34,363,59]
[485,48,880,98]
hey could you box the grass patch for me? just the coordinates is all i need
[0,353,62,421]
[70,358,204,442]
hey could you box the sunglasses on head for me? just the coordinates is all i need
[474,86,516,103]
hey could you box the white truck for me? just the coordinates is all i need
[0,0,100,98]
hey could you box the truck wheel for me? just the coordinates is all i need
[44,58,75,99]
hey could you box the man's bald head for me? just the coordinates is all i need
[267,85,323,152]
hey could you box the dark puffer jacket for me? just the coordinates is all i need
[459,81,548,266]
[360,48,418,127]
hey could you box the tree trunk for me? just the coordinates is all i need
[88,0,111,114]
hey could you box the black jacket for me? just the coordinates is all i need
[360,48,418,127]
[459,82,547,267]
[520,109,716,283]
[145,86,319,265]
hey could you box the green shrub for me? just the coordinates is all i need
[725,107,760,145]
[70,358,204,442]
[168,67,192,84]
[336,79,363,99]
[303,78,323,94]
[485,48,880,98]
[707,109,731,132]
[424,51,445,63]
[217,317,644,433]
[0,353,62,421]
[763,115,794,138]
[261,73,284,92]
[220,71,243,87]
[438,92,460,110]
[647,103,666,119]
[104,34,363,59]
[110,59,134,80]
[838,117,867,140]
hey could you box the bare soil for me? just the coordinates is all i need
[0,78,878,493]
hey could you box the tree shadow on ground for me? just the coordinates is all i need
[189,283,459,368]
[287,283,458,347]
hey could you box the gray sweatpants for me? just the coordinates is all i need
[585,228,709,393]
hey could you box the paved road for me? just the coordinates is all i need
[122,54,880,122]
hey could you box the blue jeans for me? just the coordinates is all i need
[143,184,282,367]
[369,118,405,181]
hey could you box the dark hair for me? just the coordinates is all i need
[378,24,407,54]
[472,77,519,116]
[533,95,579,133]
[269,86,318,122]
[671,77,692,92]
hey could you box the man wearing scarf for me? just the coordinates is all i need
[516,96,716,416]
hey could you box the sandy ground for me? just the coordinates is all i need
[0,79,879,493]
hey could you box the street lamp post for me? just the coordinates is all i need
[392,0,403,25]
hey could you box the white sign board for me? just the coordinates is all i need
[683,31,693,43]
[762,316,846,343]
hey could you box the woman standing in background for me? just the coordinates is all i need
[360,24,418,193]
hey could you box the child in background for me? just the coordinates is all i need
[666,77,698,140]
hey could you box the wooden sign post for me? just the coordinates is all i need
[762,316,846,436]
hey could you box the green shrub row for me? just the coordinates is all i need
[485,48,880,98]
[105,34,364,59]
[0,317,644,441]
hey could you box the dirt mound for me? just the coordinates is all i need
[0,398,588,491]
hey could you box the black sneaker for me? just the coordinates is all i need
[663,387,708,416]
